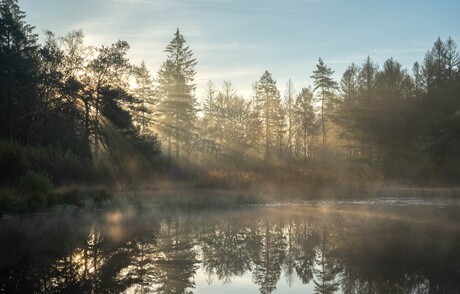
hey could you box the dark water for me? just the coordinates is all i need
[1,199,460,293]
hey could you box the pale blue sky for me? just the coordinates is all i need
[21,0,460,98]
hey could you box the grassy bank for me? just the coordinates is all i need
[0,185,269,215]
[371,186,460,198]
[3,183,460,216]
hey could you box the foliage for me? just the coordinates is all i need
[18,171,53,195]
[196,169,256,189]
[1,0,460,209]
[0,0,161,200]
[253,71,283,159]
[156,28,197,161]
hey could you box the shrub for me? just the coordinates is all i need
[196,169,256,189]
[17,171,54,196]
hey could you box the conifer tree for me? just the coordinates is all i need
[311,58,337,164]
[0,0,39,143]
[132,61,156,135]
[156,29,197,161]
[199,80,219,160]
[254,71,281,159]
[336,63,360,160]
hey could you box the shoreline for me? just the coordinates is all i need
[3,184,460,217]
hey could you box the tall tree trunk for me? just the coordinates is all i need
[84,98,91,158]
[94,97,99,161]
[321,91,326,166]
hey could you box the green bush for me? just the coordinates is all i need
[18,171,54,196]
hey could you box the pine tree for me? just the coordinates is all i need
[0,0,39,143]
[156,29,197,161]
[132,61,156,135]
[199,80,219,161]
[336,63,360,160]
[254,71,281,159]
[311,58,337,165]
[358,56,378,161]
[0,0,37,54]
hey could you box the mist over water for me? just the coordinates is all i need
[1,200,460,293]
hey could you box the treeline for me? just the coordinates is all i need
[160,34,460,185]
[145,19,460,186]
[1,0,460,194]
[167,38,460,185]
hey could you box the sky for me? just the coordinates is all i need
[21,0,460,99]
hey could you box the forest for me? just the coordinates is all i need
[1,0,460,212]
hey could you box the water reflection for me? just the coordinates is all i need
[1,204,460,293]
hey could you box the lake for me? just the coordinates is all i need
[1,198,460,293]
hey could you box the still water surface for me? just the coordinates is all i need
[1,199,460,293]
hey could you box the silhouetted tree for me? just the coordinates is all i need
[83,40,132,160]
[0,0,39,143]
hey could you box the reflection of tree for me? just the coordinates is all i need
[293,220,318,285]
[339,264,358,294]
[2,207,460,293]
[154,215,198,294]
[79,221,144,293]
[283,221,296,286]
[128,231,160,294]
[252,221,286,294]
[200,218,253,283]
[314,227,340,294]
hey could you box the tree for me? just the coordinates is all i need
[0,0,39,143]
[314,228,340,294]
[293,87,318,159]
[156,29,197,161]
[40,30,91,156]
[214,81,252,160]
[252,222,286,294]
[358,56,379,161]
[444,37,459,82]
[197,80,219,162]
[284,79,296,159]
[254,71,282,159]
[311,58,337,164]
[335,63,360,160]
[82,40,132,160]
[132,61,156,135]
[419,37,460,182]
[373,58,414,155]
